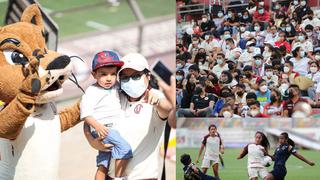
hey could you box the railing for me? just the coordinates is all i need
[177,3,206,15]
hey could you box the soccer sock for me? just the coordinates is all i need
[114,177,125,180]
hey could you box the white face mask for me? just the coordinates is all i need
[281,83,289,90]
[291,21,296,26]
[300,51,305,57]
[286,27,291,32]
[121,76,147,98]
[315,55,320,60]
[310,67,318,73]
[306,32,313,37]
[266,71,273,77]
[218,12,223,17]
[205,35,210,40]
[293,0,298,5]
[177,63,183,69]
[202,18,207,22]
[223,111,232,118]
[298,35,305,41]
[260,85,268,92]
[254,26,260,32]
[192,40,199,44]
[226,44,231,50]
[301,1,306,6]
[224,34,231,39]
[259,2,264,6]
[250,109,260,117]
[217,59,223,65]
[284,66,290,73]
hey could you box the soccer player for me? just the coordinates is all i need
[265,132,315,180]
[195,124,224,178]
[237,131,270,180]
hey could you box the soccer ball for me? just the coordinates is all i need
[262,156,272,167]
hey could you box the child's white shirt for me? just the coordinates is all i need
[80,83,122,131]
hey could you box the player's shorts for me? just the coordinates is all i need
[248,167,268,179]
[201,157,219,168]
[271,166,287,180]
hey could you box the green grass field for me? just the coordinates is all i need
[0,0,174,37]
[177,148,320,180]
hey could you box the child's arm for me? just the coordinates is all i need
[195,144,205,164]
[84,116,109,138]
[237,144,248,159]
[290,146,315,166]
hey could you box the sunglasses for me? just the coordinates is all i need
[120,70,147,82]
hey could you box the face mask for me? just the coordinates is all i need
[218,12,223,17]
[217,59,223,64]
[310,67,318,73]
[286,27,291,32]
[238,13,242,17]
[192,40,199,44]
[301,1,306,6]
[228,13,232,18]
[250,109,260,117]
[281,83,289,91]
[270,95,277,102]
[195,87,203,94]
[258,9,264,14]
[176,75,183,81]
[275,5,280,10]
[121,76,147,98]
[260,85,268,92]
[300,51,305,57]
[226,44,231,50]
[224,34,231,39]
[202,18,207,22]
[293,0,298,5]
[255,59,262,66]
[237,91,244,96]
[298,35,305,41]
[266,71,273,77]
[306,32,313,37]
[205,35,210,40]
[315,55,320,60]
[177,63,183,69]
[281,27,285,31]
[240,26,246,32]
[254,26,260,32]
[284,66,290,73]
[243,15,248,20]
[223,111,232,118]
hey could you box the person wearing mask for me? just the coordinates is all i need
[176,70,185,108]
[241,65,261,91]
[205,73,221,96]
[274,31,291,53]
[294,0,311,24]
[248,100,269,118]
[178,82,216,117]
[253,6,270,26]
[281,60,300,84]
[180,74,197,109]
[219,104,241,118]
[255,79,271,107]
[235,83,247,106]
[262,41,273,64]
[236,23,251,49]
[292,31,314,59]
[263,89,284,117]
[282,84,308,117]
[212,53,229,77]
[188,36,201,54]
[306,61,320,100]
[219,30,234,53]
[224,9,240,35]
[194,48,209,71]
[262,65,279,88]
[240,10,253,25]
[200,14,217,36]
[314,47,320,61]
[304,24,319,50]
[239,41,260,66]
[177,43,192,62]
[287,0,300,18]
[219,71,238,89]
[289,46,311,76]
[249,22,266,48]
[189,64,206,84]
[225,38,242,62]
[213,10,225,30]
[264,25,278,45]
[253,54,265,77]
[284,22,297,43]
[212,87,232,116]
[176,54,192,76]
[200,34,220,53]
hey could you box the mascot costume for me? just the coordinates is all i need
[0,4,81,179]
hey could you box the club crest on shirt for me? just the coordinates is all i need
[134,104,143,114]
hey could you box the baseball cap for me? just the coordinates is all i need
[253,54,263,59]
[118,53,150,74]
[92,50,124,71]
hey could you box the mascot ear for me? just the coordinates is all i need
[20,4,44,31]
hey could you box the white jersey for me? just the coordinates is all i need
[202,135,221,160]
[247,144,266,168]
[80,84,122,131]
[108,89,166,179]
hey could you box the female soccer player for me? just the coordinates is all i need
[195,124,224,178]
[237,131,270,180]
[265,132,315,180]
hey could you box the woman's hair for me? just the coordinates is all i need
[281,132,295,147]
[221,70,233,84]
[292,47,301,57]
[271,89,282,102]
[208,124,217,131]
[256,131,270,150]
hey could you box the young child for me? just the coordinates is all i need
[80,50,132,180]
[180,154,218,180]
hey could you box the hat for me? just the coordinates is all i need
[118,53,150,73]
[226,59,236,64]
[253,54,263,59]
[292,43,301,51]
[246,41,255,47]
[92,50,124,71]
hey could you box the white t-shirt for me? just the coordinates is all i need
[80,84,122,131]
[211,64,229,77]
[202,135,221,160]
[290,57,310,76]
[108,89,166,179]
[200,39,219,52]
[247,144,266,168]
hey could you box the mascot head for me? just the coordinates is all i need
[0,4,72,104]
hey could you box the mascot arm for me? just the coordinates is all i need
[59,101,81,132]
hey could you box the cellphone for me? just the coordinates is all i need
[151,60,173,85]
